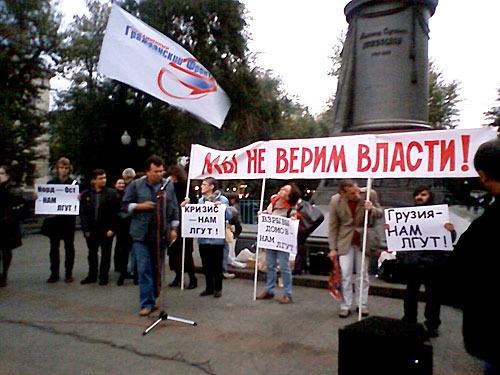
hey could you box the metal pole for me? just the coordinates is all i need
[358,177,372,321]
[253,178,267,301]
[180,178,191,291]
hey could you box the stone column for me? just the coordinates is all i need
[344,0,438,131]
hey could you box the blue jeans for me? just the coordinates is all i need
[222,242,229,273]
[264,249,292,297]
[133,241,163,309]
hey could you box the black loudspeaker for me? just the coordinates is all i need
[338,316,432,375]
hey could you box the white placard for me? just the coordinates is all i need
[257,214,299,254]
[35,184,80,215]
[181,203,226,239]
[384,204,453,251]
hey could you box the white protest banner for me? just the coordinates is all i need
[384,204,453,251]
[188,127,497,180]
[257,214,299,254]
[181,203,226,239]
[35,184,80,215]
[98,4,230,128]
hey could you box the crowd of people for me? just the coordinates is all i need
[1,139,499,373]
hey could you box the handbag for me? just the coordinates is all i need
[297,200,324,237]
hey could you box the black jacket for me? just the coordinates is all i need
[80,187,120,234]
[448,198,500,364]
[0,182,27,250]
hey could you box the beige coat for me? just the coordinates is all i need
[328,188,383,256]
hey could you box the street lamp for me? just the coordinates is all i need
[121,130,131,145]
[137,136,146,147]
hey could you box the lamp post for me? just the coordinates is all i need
[121,130,131,145]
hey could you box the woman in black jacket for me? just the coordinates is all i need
[0,165,27,287]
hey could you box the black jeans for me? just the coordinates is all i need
[85,232,113,281]
[199,244,224,292]
[49,231,75,278]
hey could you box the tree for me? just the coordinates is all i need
[484,87,500,131]
[51,0,320,180]
[428,61,461,129]
[0,0,62,182]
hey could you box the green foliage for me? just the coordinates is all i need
[0,0,61,182]
[428,61,461,129]
[49,0,327,180]
[484,87,500,131]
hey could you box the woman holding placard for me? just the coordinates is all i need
[182,177,232,298]
[256,183,301,304]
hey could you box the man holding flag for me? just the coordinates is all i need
[328,179,382,318]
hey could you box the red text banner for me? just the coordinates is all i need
[188,128,497,180]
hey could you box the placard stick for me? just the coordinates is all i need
[180,177,191,291]
[253,178,266,301]
[358,178,372,321]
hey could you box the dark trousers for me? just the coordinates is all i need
[85,232,113,281]
[199,244,224,292]
[403,275,442,330]
[49,231,75,278]
[114,231,133,275]
[169,237,195,275]
[293,242,307,273]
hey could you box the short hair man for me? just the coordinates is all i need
[122,168,136,186]
[328,179,383,318]
[448,140,500,372]
[79,169,120,285]
[122,156,179,316]
[398,185,456,337]
[44,157,78,283]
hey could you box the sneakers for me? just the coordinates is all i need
[279,295,292,304]
[223,272,235,279]
[256,291,275,300]
[339,309,350,318]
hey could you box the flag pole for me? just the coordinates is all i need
[358,177,372,321]
[254,178,266,300]
[180,177,191,291]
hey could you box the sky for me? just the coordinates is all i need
[54,0,500,129]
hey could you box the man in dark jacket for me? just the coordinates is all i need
[448,139,500,373]
[122,156,179,316]
[399,186,456,338]
[43,157,78,283]
[80,169,120,285]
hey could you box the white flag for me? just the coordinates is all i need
[97,4,231,128]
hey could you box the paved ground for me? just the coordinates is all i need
[0,233,485,374]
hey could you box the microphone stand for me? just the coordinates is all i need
[143,181,197,335]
